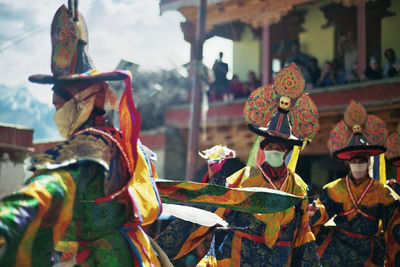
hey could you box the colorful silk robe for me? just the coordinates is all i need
[0,128,161,267]
[156,165,320,266]
[311,175,400,267]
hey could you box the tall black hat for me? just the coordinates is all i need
[328,100,388,160]
[28,1,127,85]
[244,63,319,147]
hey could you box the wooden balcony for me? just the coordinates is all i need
[165,77,400,166]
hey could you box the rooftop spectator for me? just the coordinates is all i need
[309,57,321,86]
[285,41,312,84]
[317,61,338,87]
[337,30,358,80]
[211,52,229,101]
[345,61,360,83]
[245,71,261,95]
[332,58,346,85]
[364,57,383,80]
[383,48,400,77]
[228,74,246,99]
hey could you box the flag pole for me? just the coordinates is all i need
[185,0,207,180]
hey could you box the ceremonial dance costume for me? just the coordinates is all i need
[385,123,400,195]
[0,3,161,267]
[310,101,400,266]
[156,64,321,266]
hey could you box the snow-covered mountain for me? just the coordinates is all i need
[0,84,59,140]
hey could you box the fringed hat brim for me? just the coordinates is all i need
[333,145,386,160]
[28,71,128,85]
[389,156,400,167]
[248,124,303,146]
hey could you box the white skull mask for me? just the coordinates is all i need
[352,124,362,133]
[279,96,291,110]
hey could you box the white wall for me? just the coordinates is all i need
[0,153,26,199]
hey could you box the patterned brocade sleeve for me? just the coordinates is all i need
[0,169,76,267]
[155,208,225,260]
[291,199,320,267]
[310,188,337,229]
[381,187,400,267]
[309,198,330,227]
[155,161,231,259]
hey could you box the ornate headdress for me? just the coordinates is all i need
[328,100,388,160]
[28,3,127,84]
[27,2,153,222]
[385,123,400,167]
[243,63,319,147]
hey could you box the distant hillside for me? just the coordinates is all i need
[0,84,59,140]
[130,68,189,130]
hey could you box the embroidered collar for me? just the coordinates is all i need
[339,176,375,220]
[257,164,289,190]
[73,127,132,174]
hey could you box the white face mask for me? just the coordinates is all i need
[264,150,285,167]
[350,163,368,179]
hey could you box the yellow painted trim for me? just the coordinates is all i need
[174,208,226,259]
[16,181,53,267]
[52,170,76,245]
[130,227,161,267]
[231,233,242,267]
[288,146,300,173]
[379,153,386,184]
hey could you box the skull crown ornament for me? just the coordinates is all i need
[279,96,291,110]
[352,124,362,133]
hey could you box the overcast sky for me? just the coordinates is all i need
[0,0,232,105]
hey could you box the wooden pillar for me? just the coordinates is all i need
[357,3,366,78]
[185,0,207,180]
[186,42,196,102]
[180,21,196,102]
[262,24,272,85]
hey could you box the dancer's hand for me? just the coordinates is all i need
[307,201,317,217]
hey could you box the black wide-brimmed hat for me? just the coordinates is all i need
[328,100,388,160]
[28,3,128,85]
[247,124,303,147]
[243,63,319,147]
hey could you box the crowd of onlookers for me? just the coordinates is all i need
[206,37,400,103]
[207,52,262,102]
[284,32,400,89]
